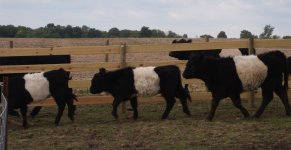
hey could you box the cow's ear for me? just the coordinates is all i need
[99,68,106,75]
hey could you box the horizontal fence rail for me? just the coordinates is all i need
[0,38,291,106]
[126,40,249,53]
[0,63,121,74]
[0,45,120,56]
[0,39,290,57]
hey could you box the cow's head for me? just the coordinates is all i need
[172,39,192,44]
[183,54,205,79]
[169,39,193,60]
[169,51,193,60]
[90,68,108,94]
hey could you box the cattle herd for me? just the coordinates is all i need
[3,39,291,128]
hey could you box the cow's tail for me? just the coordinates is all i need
[184,84,192,102]
[67,88,78,117]
[284,57,289,90]
[72,93,78,102]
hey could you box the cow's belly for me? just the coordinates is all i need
[133,67,160,97]
[233,55,268,91]
[24,72,51,101]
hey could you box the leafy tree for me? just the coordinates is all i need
[167,31,181,38]
[0,24,186,38]
[46,23,55,28]
[15,26,33,37]
[72,26,82,38]
[182,34,188,38]
[272,35,280,39]
[240,30,258,39]
[217,31,227,38]
[87,28,103,38]
[46,23,61,38]
[140,26,152,37]
[200,34,213,38]
[120,29,139,37]
[81,25,90,37]
[0,25,18,37]
[64,25,73,38]
[151,29,166,37]
[31,26,60,38]
[283,36,291,39]
[108,27,120,37]
[119,29,130,37]
[259,24,274,39]
[55,25,66,38]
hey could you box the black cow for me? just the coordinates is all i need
[287,56,291,74]
[90,65,191,120]
[169,39,255,60]
[0,55,71,117]
[8,68,77,128]
[170,39,256,93]
[183,50,290,120]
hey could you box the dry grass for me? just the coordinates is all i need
[8,99,291,150]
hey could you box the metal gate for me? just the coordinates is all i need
[0,83,7,150]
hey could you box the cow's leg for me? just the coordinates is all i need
[229,94,250,118]
[184,84,189,94]
[20,106,28,128]
[175,89,191,116]
[66,92,76,122]
[30,106,42,118]
[8,101,20,116]
[9,109,20,117]
[184,84,192,102]
[130,97,138,120]
[207,98,220,121]
[275,86,291,116]
[254,88,273,118]
[55,102,66,126]
[161,97,176,119]
[67,99,75,122]
[112,99,121,119]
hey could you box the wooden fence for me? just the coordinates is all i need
[1,38,291,106]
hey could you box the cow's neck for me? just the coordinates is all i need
[200,60,217,91]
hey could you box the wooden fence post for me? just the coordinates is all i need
[120,43,127,113]
[248,38,256,108]
[105,39,109,62]
[3,41,13,150]
[205,37,210,42]
[9,41,13,49]
[2,76,8,150]
[3,41,13,98]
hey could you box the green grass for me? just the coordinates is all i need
[8,99,291,150]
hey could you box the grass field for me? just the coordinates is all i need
[8,99,291,150]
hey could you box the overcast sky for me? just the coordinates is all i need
[0,0,290,38]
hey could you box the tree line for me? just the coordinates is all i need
[205,25,291,39]
[0,23,186,38]
[0,23,290,39]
